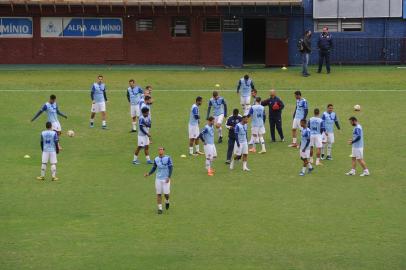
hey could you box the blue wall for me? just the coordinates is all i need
[222,32,244,67]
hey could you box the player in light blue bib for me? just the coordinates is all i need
[236,74,255,115]
[308,108,325,165]
[31,94,67,135]
[37,122,61,181]
[90,75,108,129]
[321,104,340,160]
[188,96,204,156]
[230,116,250,171]
[289,90,308,148]
[299,119,314,176]
[346,117,370,176]
[144,147,173,214]
[248,97,266,154]
[199,116,217,176]
[206,91,228,144]
[126,79,143,132]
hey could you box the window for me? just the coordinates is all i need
[136,19,153,31]
[222,18,240,32]
[172,17,190,37]
[341,19,363,32]
[314,19,363,32]
[203,17,221,32]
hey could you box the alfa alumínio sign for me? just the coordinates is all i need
[41,17,122,38]
[0,17,33,38]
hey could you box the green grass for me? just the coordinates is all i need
[1,66,405,270]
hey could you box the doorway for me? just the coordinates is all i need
[243,18,266,64]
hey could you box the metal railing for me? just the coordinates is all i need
[330,37,406,64]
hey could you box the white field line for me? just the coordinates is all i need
[0,89,406,92]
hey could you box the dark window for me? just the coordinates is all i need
[136,19,153,31]
[172,17,190,37]
[203,17,221,32]
[223,18,240,32]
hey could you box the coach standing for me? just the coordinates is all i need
[261,89,284,142]
[225,109,242,164]
[317,27,333,74]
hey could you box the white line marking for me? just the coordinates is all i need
[0,89,406,92]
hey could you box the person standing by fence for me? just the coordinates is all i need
[317,27,333,74]
[300,30,312,77]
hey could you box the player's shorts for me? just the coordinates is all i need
[322,132,335,144]
[138,136,150,147]
[91,102,106,113]
[42,151,57,164]
[310,134,323,148]
[251,126,266,135]
[234,142,249,156]
[240,96,251,105]
[214,114,224,125]
[292,118,301,129]
[51,121,61,132]
[130,105,140,118]
[352,147,364,160]
[204,144,217,159]
[188,124,200,139]
[300,149,311,159]
[155,179,170,195]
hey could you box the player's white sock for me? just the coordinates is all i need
[316,158,320,163]
[249,136,254,145]
[260,137,266,151]
[158,204,162,210]
[243,161,247,170]
[310,157,314,163]
[230,159,234,169]
[218,127,223,137]
[364,169,370,174]
[293,138,297,144]
[189,147,194,155]
[51,164,56,177]
[302,167,306,173]
[102,120,106,126]
[195,145,200,152]
[308,163,313,169]
[90,119,94,124]
[165,199,169,204]
[205,159,210,170]
[327,144,332,156]
[133,154,138,161]
[132,122,137,131]
[146,155,150,161]
[41,164,47,177]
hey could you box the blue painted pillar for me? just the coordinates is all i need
[222,32,243,67]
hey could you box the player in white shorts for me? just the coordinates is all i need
[289,91,308,148]
[206,91,227,144]
[199,117,217,176]
[346,117,370,176]
[90,75,108,129]
[31,94,67,136]
[127,79,144,132]
[188,96,204,156]
[248,97,267,154]
[236,74,255,116]
[230,115,250,171]
[308,108,325,165]
[321,104,341,160]
[299,119,313,176]
[144,147,173,214]
[133,107,153,165]
[37,122,62,181]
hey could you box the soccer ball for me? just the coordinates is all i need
[353,104,361,111]
[67,130,75,137]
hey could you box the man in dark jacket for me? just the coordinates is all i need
[225,108,242,164]
[261,89,285,142]
[317,26,333,74]
[300,30,312,77]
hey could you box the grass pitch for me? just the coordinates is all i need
[1,65,405,270]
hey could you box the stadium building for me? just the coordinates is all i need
[0,0,405,67]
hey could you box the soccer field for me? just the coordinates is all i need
[1,65,405,270]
